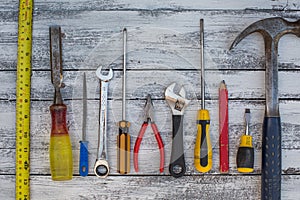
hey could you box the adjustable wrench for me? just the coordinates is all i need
[94,66,113,178]
[165,83,190,178]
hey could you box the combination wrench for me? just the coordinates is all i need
[94,66,113,178]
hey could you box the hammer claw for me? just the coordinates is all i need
[230,17,300,50]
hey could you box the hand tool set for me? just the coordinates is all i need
[16,9,298,198]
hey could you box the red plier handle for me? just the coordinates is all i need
[134,122,164,173]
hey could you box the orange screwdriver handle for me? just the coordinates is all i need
[117,121,131,174]
[49,103,73,181]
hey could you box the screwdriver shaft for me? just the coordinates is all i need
[82,72,87,141]
[122,28,127,121]
[117,28,131,174]
[200,19,205,109]
[194,19,212,173]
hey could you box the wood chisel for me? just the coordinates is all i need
[79,72,89,176]
[194,19,212,173]
[16,0,33,199]
[49,26,73,181]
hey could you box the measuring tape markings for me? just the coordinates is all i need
[16,0,33,199]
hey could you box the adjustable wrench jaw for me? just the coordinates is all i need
[165,83,190,115]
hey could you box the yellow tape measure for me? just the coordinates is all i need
[16,0,33,199]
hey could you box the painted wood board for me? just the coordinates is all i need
[0,0,300,199]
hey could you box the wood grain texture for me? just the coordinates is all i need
[1,175,300,200]
[0,0,300,199]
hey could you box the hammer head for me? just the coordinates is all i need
[230,17,300,50]
[165,83,190,115]
[229,17,300,117]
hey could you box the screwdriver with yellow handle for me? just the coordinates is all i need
[49,26,73,181]
[117,28,131,174]
[194,19,212,173]
[236,109,254,173]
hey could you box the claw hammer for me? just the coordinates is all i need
[230,17,300,200]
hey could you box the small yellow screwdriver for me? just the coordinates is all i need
[236,109,254,173]
[194,19,212,173]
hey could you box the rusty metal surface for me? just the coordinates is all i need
[230,17,300,117]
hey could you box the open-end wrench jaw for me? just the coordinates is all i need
[165,83,190,115]
[96,66,114,81]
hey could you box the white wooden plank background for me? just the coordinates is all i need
[0,0,300,199]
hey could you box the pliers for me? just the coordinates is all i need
[133,94,165,173]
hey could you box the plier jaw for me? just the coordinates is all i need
[143,94,154,123]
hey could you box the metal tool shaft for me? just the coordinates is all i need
[49,26,64,105]
[97,81,109,160]
[79,72,89,177]
[200,19,205,109]
[245,109,250,136]
[122,28,127,121]
[82,73,87,141]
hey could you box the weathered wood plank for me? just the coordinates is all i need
[1,100,299,174]
[1,146,300,176]
[1,99,300,149]
[32,0,300,11]
[1,175,300,200]
[1,1,300,199]
[2,0,300,12]
[1,11,300,71]
[2,70,300,100]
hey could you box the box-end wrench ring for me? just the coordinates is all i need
[94,66,113,178]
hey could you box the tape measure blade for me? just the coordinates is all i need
[16,0,33,199]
